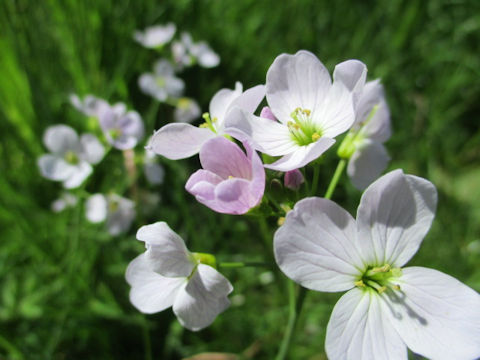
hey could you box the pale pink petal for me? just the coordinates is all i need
[356,170,438,267]
[260,106,276,121]
[266,50,332,124]
[209,82,243,121]
[185,170,223,201]
[284,169,304,190]
[381,267,480,360]
[149,123,216,160]
[326,288,407,360]
[265,137,335,172]
[274,197,364,292]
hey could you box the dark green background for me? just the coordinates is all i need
[1,0,479,359]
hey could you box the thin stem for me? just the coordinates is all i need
[324,159,346,200]
[310,164,320,196]
[275,158,347,360]
[142,318,152,360]
[218,261,269,269]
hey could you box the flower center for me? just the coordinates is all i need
[109,199,119,212]
[109,128,122,140]
[64,150,79,165]
[155,77,166,87]
[199,112,218,133]
[177,97,191,109]
[288,108,322,146]
[355,263,402,294]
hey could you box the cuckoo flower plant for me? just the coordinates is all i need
[185,137,265,215]
[334,60,391,189]
[149,82,265,160]
[274,170,480,360]
[225,50,354,172]
[38,125,105,188]
[126,222,233,331]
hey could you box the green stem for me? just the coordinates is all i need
[218,261,269,269]
[310,164,320,196]
[275,158,346,360]
[324,159,346,200]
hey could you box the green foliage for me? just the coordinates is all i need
[0,0,479,358]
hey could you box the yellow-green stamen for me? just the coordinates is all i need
[288,108,323,146]
[355,263,402,294]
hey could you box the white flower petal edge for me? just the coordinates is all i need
[173,264,233,331]
[382,267,480,360]
[127,254,185,314]
[148,123,216,160]
[137,222,194,277]
[326,288,407,360]
[274,197,364,292]
[356,169,437,267]
[85,194,108,223]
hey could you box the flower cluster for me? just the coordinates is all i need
[39,43,480,359]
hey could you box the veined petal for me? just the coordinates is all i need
[80,133,105,164]
[356,170,437,267]
[264,137,335,172]
[43,125,79,154]
[274,197,363,292]
[267,50,332,124]
[137,222,194,278]
[314,80,355,138]
[333,59,367,103]
[209,82,243,121]
[227,84,265,117]
[185,170,223,201]
[62,161,92,189]
[85,193,108,223]
[381,267,480,360]
[149,123,216,160]
[347,140,390,190]
[224,110,297,156]
[38,154,76,181]
[199,137,252,179]
[326,288,407,360]
[173,264,232,331]
[214,178,256,214]
[126,254,185,314]
[362,99,391,143]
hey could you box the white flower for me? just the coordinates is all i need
[38,125,105,188]
[334,60,392,189]
[133,23,176,48]
[274,170,480,360]
[126,222,233,331]
[171,32,220,69]
[148,82,265,160]
[86,193,135,236]
[225,50,355,172]
[174,97,201,123]
[51,192,78,213]
[98,103,144,150]
[69,94,109,117]
[138,59,185,102]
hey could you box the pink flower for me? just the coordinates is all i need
[185,137,265,215]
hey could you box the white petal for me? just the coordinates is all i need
[227,84,265,117]
[126,254,185,314]
[314,80,355,138]
[333,59,367,103]
[149,123,216,160]
[85,194,108,223]
[80,133,105,164]
[274,197,364,292]
[224,110,297,156]
[209,82,243,121]
[144,162,165,185]
[136,222,194,278]
[362,98,391,143]
[62,161,92,189]
[356,170,438,267]
[173,264,232,331]
[38,154,76,181]
[106,196,135,236]
[43,125,80,154]
[347,140,390,190]
[382,267,480,360]
[326,288,407,360]
[264,138,335,172]
[267,50,332,124]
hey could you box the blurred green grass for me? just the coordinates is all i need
[1,0,480,359]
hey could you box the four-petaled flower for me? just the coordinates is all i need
[274,170,480,360]
[185,137,265,215]
[225,50,355,172]
[171,32,220,69]
[38,125,105,188]
[126,222,233,331]
[138,59,185,102]
[149,82,265,160]
[334,60,392,189]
